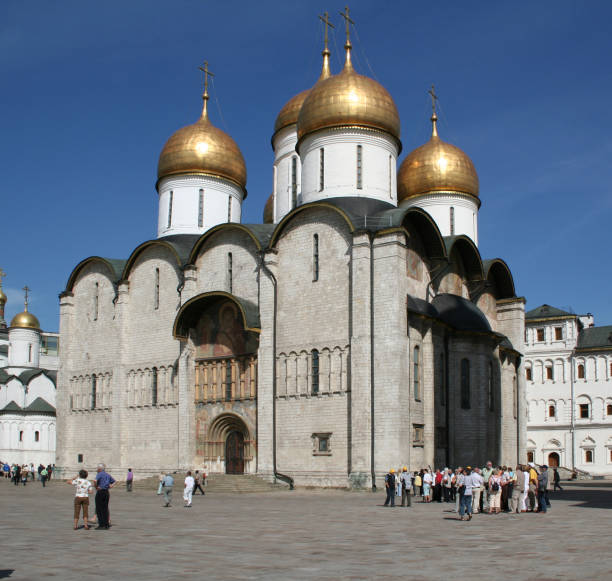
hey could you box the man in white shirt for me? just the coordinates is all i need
[184,471,195,508]
[471,468,484,514]
[400,467,412,507]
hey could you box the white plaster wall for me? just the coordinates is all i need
[157,174,242,238]
[272,126,301,222]
[8,328,40,368]
[299,128,398,205]
[0,414,55,465]
[401,193,479,246]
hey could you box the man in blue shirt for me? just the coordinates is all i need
[94,463,116,529]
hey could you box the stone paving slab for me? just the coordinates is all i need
[1,480,611,580]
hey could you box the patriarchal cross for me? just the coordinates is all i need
[428,84,438,116]
[319,11,335,50]
[198,61,214,97]
[0,268,5,288]
[339,5,354,45]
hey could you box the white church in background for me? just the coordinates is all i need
[525,304,612,475]
[0,281,58,466]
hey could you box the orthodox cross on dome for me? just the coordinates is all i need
[339,5,354,48]
[319,11,335,52]
[22,285,30,311]
[428,84,439,137]
[198,60,215,117]
[0,268,5,288]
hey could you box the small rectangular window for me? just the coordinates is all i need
[312,432,332,455]
[152,367,158,406]
[526,367,532,381]
[198,189,204,228]
[548,405,556,418]
[450,207,455,236]
[154,268,160,310]
[554,326,563,340]
[319,148,325,191]
[77,454,84,463]
[167,191,173,228]
[388,155,392,197]
[356,145,363,189]
[225,360,232,401]
[413,346,421,401]
[311,349,320,394]
[546,366,553,380]
[228,253,233,294]
[34,430,40,442]
[228,196,232,222]
[579,403,589,419]
[93,282,99,321]
[537,328,545,342]
[312,234,319,282]
[318,437,329,452]
[413,424,424,446]
[585,449,593,463]
[291,156,298,207]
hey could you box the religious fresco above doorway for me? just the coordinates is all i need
[195,299,258,359]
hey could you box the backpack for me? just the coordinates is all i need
[491,480,500,492]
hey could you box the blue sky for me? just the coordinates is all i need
[2,0,611,332]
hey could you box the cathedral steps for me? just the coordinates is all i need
[132,473,288,493]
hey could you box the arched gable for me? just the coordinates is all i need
[64,256,125,293]
[270,203,355,248]
[190,224,266,264]
[483,259,516,299]
[121,240,183,281]
[400,207,446,263]
[445,236,484,282]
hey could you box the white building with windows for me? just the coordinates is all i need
[56,14,526,487]
[0,286,58,465]
[525,304,612,475]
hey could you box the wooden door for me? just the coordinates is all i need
[225,431,244,474]
[548,452,560,468]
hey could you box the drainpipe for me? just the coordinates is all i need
[258,251,294,490]
[570,349,576,470]
[369,234,376,492]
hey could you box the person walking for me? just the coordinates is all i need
[67,469,94,530]
[553,467,563,491]
[94,463,116,529]
[40,465,48,487]
[422,469,433,502]
[528,463,539,512]
[126,468,134,492]
[544,466,553,508]
[383,468,396,507]
[184,471,195,507]
[458,467,475,521]
[400,467,412,507]
[161,473,174,507]
[192,470,205,495]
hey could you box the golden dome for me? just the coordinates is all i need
[273,44,333,137]
[10,310,40,330]
[157,96,247,192]
[297,45,400,144]
[398,115,479,202]
[263,193,274,224]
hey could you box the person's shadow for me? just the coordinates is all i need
[0,570,14,578]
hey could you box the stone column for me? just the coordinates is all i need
[422,324,435,467]
[112,281,129,470]
[177,340,195,470]
[56,292,75,473]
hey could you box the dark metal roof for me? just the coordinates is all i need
[0,400,22,413]
[0,344,7,356]
[576,326,612,351]
[406,295,438,318]
[526,304,574,320]
[432,293,492,333]
[25,397,56,414]
[155,234,201,264]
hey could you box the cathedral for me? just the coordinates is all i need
[56,12,526,488]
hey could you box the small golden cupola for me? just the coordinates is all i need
[10,286,40,330]
[398,86,480,245]
[398,88,479,202]
[156,62,247,238]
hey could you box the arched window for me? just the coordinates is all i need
[578,364,585,379]
[154,268,160,310]
[545,366,553,380]
[228,253,233,294]
[526,367,532,381]
[488,361,494,411]
[225,360,232,400]
[34,431,40,442]
[19,431,24,442]
[548,404,556,418]
[91,374,97,410]
[585,449,593,463]
[167,191,173,228]
[227,196,232,222]
[28,344,32,363]
[319,148,325,191]
[93,282,99,321]
[413,346,421,401]
[291,156,298,207]
[356,144,363,189]
[311,350,320,395]
[312,234,319,282]
[198,189,204,227]
[388,155,392,197]
[152,367,158,406]
[460,358,470,409]
[527,451,534,463]
[607,404,612,416]
[450,207,455,236]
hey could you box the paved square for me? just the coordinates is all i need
[1,479,611,580]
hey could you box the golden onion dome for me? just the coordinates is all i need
[263,193,274,224]
[10,310,40,330]
[273,45,333,138]
[297,44,400,145]
[157,95,247,192]
[398,115,479,202]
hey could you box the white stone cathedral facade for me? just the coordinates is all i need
[56,19,526,487]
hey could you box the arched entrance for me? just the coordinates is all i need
[548,452,560,467]
[226,430,245,474]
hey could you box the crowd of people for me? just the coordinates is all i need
[1,461,55,486]
[384,461,563,518]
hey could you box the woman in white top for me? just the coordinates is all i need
[66,469,94,530]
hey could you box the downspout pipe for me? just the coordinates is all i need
[259,251,294,490]
[369,234,376,492]
[570,349,576,470]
